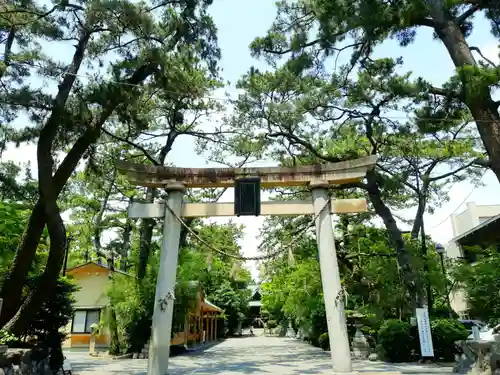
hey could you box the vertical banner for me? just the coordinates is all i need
[416,308,434,357]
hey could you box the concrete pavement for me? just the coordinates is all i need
[65,334,455,375]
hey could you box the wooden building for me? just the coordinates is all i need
[171,284,223,347]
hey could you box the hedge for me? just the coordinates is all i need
[376,318,468,362]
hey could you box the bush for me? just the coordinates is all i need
[108,275,156,353]
[431,319,469,361]
[432,306,458,319]
[377,319,415,362]
[21,277,77,372]
[376,318,469,363]
[0,330,17,346]
[318,333,329,351]
[266,320,277,329]
[275,324,287,336]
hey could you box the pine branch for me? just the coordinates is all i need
[101,128,159,166]
[457,5,481,25]
[470,46,498,67]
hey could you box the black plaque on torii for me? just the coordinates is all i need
[234,177,261,216]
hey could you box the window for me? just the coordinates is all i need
[71,309,101,333]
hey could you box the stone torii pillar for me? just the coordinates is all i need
[311,181,353,374]
[117,155,377,375]
[147,182,184,375]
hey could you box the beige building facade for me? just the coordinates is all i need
[445,202,500,317]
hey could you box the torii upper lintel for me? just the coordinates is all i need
[115,155,378,188]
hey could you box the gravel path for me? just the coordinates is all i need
[65,335,455,374]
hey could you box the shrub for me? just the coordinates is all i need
[309,310,327,344]
[0,330,17,346]
[22,277,77,372]
[431,319,469,361]
[432,306,457,319]
[275,324,287,336]
[318,333,329,351]
[267,320,277,329]
[377,318,468,362]
[377,319,415,362]
[108,275,156,353]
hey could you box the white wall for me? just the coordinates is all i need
[450,202,500,239]
[445,202,500,317]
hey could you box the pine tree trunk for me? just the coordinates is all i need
[0,201,46,326]
[0,63,157,329]
[0,32,90,327]
[411,194,426,239]
[136,132,178,279]
[4,46,80,333]
[120,214,133,272]
[108,306,121,355]
[137,188,156,280]
[0,128,104,328]
[94,168,117,260]
[468,105,500,179]
[365,171,425,311]
[434,17,500,180]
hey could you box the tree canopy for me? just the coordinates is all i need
[0,0,499,360]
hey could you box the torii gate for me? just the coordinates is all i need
[116,155,377,375]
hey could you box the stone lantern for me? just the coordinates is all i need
[349,311,371,359]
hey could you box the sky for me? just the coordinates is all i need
[3,0,500,280]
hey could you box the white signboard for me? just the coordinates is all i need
[416,307,434,357]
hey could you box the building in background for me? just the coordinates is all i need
[62,262,120,349]
[247,283,263,327]
[445,202,500,317]
[63,262,222,350]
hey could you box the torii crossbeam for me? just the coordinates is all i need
[117,155,377,375]
[115,156,375,188]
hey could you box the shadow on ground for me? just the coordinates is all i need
[67,335,454,375]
